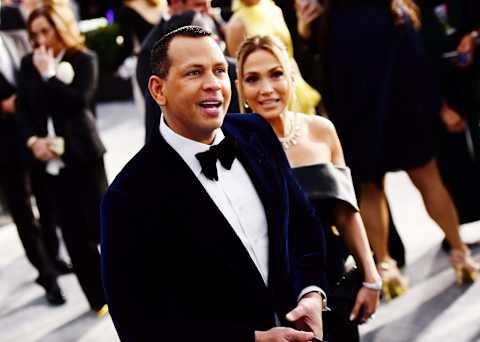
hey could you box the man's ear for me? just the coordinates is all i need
[148,75,167,106]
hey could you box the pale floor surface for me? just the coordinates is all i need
[0,101,479,342]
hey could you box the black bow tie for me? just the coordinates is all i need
[195,137,238,181]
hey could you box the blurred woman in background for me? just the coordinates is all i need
[296,0,479,299]
[17,4,108,316]
[117,0,166,68]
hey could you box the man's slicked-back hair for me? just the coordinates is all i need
[150,25,212,79]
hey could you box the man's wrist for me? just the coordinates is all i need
[299,287,330,311]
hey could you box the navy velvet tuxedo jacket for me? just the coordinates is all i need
[101,113,327,342]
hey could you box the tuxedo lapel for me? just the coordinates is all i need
[149,133,269,293]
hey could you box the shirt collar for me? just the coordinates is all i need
[159,114,225,177]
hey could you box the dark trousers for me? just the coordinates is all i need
[30,167,61,263]
[32,160,107,309]
[324,311,360,342]
[0,162,57,285]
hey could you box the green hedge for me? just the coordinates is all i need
[85,23,124,73]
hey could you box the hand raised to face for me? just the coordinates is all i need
[33,45,56,78]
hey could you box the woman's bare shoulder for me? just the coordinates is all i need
[301,113,337,138]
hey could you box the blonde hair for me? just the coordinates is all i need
[391,0,420,30]
[236,35,293,112]
[27,4,85,53]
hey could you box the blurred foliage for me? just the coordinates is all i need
[85,23,124,73]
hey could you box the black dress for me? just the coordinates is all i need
[116,6,156,68]
[323,1,442,182]
[293,164,360,342]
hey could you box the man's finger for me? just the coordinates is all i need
[286,329,314,341]
[286,305,307,322]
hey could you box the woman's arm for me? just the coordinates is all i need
[314,117,381,322]
[225,16,247,57]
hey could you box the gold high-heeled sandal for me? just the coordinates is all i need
[377,259,408,302]
[449,249,479,286]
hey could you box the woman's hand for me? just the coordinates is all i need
[0,95,16,114]
[350,286,380,324]
[455,31,477,68]
[33,46,56,78]
[440,101,465,133]
[295,0,324,40]
[31,137,56,161]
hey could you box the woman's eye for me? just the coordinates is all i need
[272,70,284,78]
[245,76,258,83]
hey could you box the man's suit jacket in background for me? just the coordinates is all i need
[101,113,327,342]
[0,6,26,31]
[0,30,30,165]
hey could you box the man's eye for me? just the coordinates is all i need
[215,67,227,74]
[186,70,201,76]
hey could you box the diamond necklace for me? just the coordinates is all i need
[278,112,302,149]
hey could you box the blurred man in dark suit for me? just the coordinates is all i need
[0,3,25,30]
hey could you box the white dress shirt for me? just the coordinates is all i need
[45,51,66,176]
[0,35,16,86]
[160,115,270,285]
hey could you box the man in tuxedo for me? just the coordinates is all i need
[0,28,65,305]
[101,26,328,342]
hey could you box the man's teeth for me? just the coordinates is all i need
[200,101,221,107]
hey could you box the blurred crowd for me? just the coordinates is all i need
[0,0,479,340]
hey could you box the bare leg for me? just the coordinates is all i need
[407,159,464,251]
[407,159,479,283]
[360,180,407,299]
[360,180,390,262]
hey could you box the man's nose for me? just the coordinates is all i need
[203,71,221,91]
